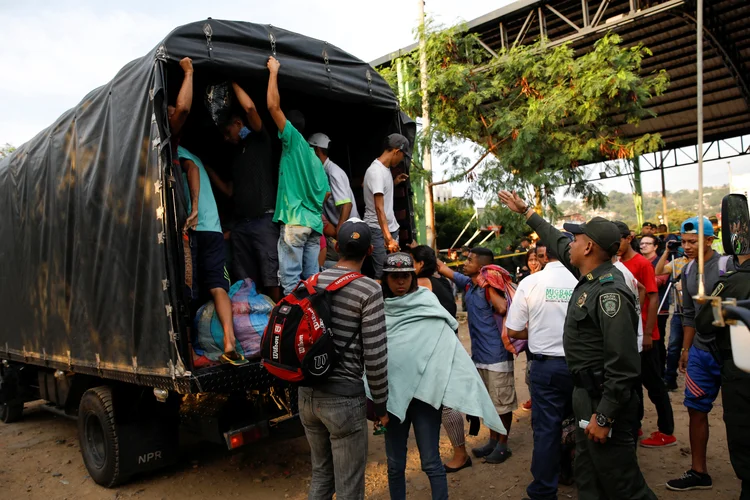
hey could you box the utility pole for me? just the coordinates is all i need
[696,0,705,296]
[660,160,669,228]
[418,0,436,249]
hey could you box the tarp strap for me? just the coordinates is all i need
[203,23,213,59]
[269,32,277,57]
[323,44,332,91]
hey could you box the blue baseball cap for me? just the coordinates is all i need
[680,216,714,237]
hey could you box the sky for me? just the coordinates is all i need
[2,0,749,203]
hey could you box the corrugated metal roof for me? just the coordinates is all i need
[373,0,750,152]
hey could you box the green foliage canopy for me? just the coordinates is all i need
[380,23,669,223]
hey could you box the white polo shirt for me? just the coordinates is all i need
[322,158,359,225]
[505,261,577,357]
[613,261,644,352]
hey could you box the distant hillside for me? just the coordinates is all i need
[557,185,729,231]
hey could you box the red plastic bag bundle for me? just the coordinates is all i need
[476,265,527,356]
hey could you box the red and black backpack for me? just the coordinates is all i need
[261,272,364,385]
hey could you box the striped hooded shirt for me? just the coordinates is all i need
[315,268,388,415]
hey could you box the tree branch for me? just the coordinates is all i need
[429,136,507,188]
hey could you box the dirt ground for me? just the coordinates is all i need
[0,319,743,500]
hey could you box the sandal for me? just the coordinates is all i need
[220,351,249,366]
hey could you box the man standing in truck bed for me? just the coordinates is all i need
[207,82,281,303]
[266,56,330,295]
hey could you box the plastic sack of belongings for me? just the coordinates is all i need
[476,265,526,355]
[193,279,275,366]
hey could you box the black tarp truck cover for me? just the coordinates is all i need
[0,19,414,389]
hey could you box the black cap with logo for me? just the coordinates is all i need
[337,218,372,255]
[563,217,621,256]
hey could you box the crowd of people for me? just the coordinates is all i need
[167,55,412,366]
[167,56,749,500]
[289,201,748,499]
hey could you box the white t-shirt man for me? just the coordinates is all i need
[614,260,644,352]
[506,261,577,356]
[363,159,399,234]
[322,158,359,225]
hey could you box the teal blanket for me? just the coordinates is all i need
[366,288,506,434]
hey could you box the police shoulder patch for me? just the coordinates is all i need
[599,293,621,318]
[599,273,614,284]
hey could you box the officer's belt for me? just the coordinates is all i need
[571,368,604,399]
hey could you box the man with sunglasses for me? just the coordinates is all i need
[656,236,689,391]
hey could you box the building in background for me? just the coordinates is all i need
[434,185,453,203]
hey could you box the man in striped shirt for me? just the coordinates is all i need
[298,218,388,500]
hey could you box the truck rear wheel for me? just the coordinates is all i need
[0,400,24,423]
[0,368,24,423]
[78,386,125,487]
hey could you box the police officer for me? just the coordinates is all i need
[694,250,750,498]
[499,191,657,500]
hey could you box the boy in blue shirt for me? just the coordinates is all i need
[179,146,246,366]
[438,247,516,464]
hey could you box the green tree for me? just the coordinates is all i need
[0,143,15,159]
[380,22,669,229]
[434,198,478,250]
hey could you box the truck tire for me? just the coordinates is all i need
[78,387,124,487]
[0,401,24,423]
[0,369,24,423]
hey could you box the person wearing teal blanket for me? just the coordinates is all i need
[370,253,505,500]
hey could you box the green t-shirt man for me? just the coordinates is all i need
[272,120,329,234]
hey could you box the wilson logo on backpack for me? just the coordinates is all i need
[261,272,364,385]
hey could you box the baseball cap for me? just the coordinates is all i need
[386,133,412,159]
[307,133,331,149]
[337,218,372,254]
[681,216,714,237]
[614,221,631,237]
[563,217,621,256]
[642,221,657,229]
[383,252,416,273]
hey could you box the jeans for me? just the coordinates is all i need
[527,358,574,500]
[278,224,322,295]
[636,347,674,435]
[231,214,280,287]
[656,315,668,378]
[665,313,684,386]
[385,399,448,500]
[298,387,368,500]
[368,225,398,280]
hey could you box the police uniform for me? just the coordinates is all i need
[695,258,750,499]
[527,213,657,500]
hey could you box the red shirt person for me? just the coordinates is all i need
[615,221,676,448]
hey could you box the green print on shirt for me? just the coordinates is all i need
[546,288,573,302]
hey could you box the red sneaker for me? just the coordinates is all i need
[640,432,677,448]
[522,399,532,411]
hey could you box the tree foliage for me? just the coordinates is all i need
[434,198,478,250]
[0,143,15,159]
[379,23,669,214]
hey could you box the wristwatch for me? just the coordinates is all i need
[595,412,614,428]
